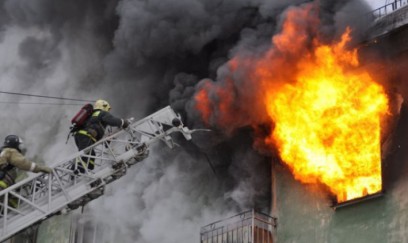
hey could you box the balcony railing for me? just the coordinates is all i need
[200,210,277,243]
[372,0,408,19]
[367,0,408,37]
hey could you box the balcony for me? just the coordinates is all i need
[200,210,277,243]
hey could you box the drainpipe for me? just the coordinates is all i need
[252,209,255,243]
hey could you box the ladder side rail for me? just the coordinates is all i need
[0,105,181,196]
[0,106,191,241]
[0,148,126,241]
[0,110,182,214]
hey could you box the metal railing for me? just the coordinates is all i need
[200,210,277,243]
[372,0,408,19]
[367,0,408,37]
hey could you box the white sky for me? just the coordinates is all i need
[366,0,394,10]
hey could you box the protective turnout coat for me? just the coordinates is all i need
[84,109,124,140]
[0,148,47,188]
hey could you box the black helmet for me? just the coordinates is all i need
[4,135,26,153]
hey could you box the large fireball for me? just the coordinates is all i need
[194,4,389,203]
[264,29,388,202]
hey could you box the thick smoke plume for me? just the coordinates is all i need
[0,0,375,242]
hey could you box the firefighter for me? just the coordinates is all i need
[0,135,52,207]
[73,99,129,172]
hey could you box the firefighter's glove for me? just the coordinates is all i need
[122,119,130,129]
[38,165,53,174]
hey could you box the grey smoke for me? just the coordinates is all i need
[0,0,374,242]
[318,0,373,42]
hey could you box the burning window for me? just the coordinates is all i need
[263,28,388,205]
[260,19,389,206]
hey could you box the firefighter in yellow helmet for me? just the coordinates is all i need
[0,135,52,207]
[73,99,129,172]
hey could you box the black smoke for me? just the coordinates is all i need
[0,0,374,242]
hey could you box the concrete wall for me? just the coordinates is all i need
[370,5,408,39]
[36,212,75,243]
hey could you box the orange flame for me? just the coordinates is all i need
[194,5,389,203]
[264,31,388,202]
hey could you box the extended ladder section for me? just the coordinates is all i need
[0,106,195,242]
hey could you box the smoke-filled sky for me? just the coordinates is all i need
[367,0,389,9]
[0,0,383,242]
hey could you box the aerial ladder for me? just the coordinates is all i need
[0,106,197,242]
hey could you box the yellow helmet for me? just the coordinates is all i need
[94,99,111,111]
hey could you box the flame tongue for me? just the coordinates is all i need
[264,30,388,203]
